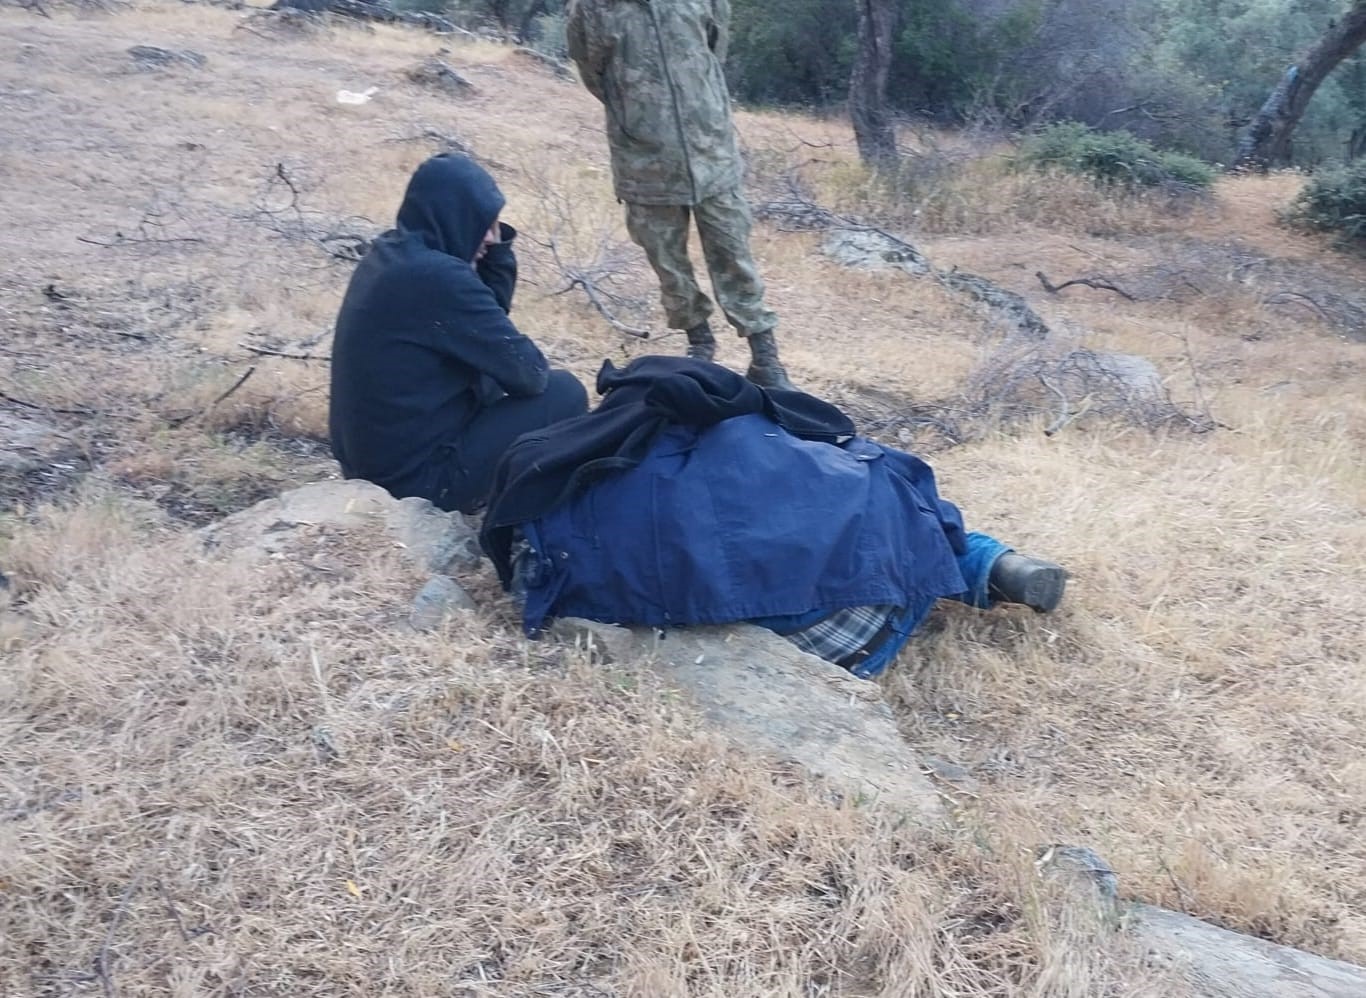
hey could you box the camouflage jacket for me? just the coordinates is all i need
[567,0,742,205]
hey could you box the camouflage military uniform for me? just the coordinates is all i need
[566,0,778,342]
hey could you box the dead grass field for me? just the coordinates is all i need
[1,3,1363,995]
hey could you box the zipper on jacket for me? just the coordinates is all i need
[645,0,699,204]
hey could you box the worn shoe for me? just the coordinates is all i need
[988,553,1067,613]
[745,329,796,391]
[684,321,717,362]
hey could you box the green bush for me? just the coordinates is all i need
[1288,160,1366,244]
[1015,122,1216,191]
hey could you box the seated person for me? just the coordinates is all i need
[329,154,588,513]
[479,356,1065,679]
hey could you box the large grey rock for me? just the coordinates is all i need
[821,228,1052,339]
[822,228,933,275]
[202,480,480,573]
[1035,842,1366,996]
[940,269,1052,339]
[553,618,945,823]
[1132,904,1366,997]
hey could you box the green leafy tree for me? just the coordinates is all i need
[727,0,855,106]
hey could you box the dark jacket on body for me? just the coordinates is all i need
[329,155,549,502]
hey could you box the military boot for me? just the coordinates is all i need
[988,553,1067,613]
[745,330,796,391]
[684,321,716,362]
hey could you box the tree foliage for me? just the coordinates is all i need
[1288,157,1366,241]
[724,0,1366,167]
[1016,122,1216,190]
[394,0,1366,167]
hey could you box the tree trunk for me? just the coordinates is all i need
[849,0,898,168]
[1237,2,1366,168]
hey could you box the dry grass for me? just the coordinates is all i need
[1,1,1364,994]
[1,491,1166,996]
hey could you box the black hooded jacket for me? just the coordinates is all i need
[329,155,550,501]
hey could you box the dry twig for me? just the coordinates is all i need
[240,343,331,361]
[0,389,96,417]
[1036,271,1137,301]
[250,163,374,263]
[524,176,652,338]
[166,365,257,427]
[94,870,147,998]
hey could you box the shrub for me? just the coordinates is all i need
[1287,160,1366,244]
[1015,122,1215,191]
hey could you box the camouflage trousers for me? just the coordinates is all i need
[624,188,778,337]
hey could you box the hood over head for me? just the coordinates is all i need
[395,154,505,261]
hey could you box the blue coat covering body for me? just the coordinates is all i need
[512,408,970,639]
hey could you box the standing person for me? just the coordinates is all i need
[566,0,796,391]
[329,154,588,514]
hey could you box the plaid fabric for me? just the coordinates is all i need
[783,604,899,671]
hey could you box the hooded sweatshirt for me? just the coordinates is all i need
[329,155,550,501]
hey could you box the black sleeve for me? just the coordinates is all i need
[476,221,519,315]
[427,258,549,398]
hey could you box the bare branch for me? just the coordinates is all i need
[166,365,258,427]
[1036,271,1137,301]
[240,343,330,361]
[0,390,96,417]
[1263,290,1331,321]
[518,170,654,339]
[248,163,375,264]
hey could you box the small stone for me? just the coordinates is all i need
[407,57,475,94]
[922,755,981,794]
[128,45,207,70]
[389,496,481,573]
[1035,843,1121,926]
[409,574,475,632]
[311,724,341,761]
[0,610,37,652]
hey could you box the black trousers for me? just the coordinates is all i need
[436,370,588,513]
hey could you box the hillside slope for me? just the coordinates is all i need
[2,3,1364,995]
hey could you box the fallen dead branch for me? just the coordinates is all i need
[523,174,652,339]
[832,335,1218,453]
[545,244,651,338]
[167,365,258,427]
[240,343,330,361]
[1263,290,1332,322]
[0,390,97,417]
[384,126,473,156]
[249,162,375,264]
[1036,270,1137,301]
[510,46,573,80]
